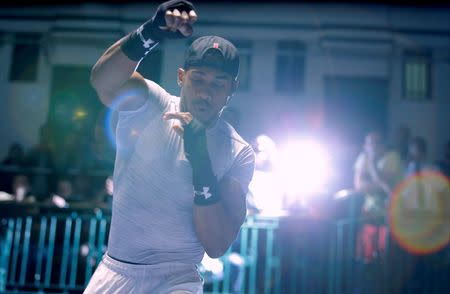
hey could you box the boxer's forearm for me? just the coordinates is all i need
[193,177,246,258]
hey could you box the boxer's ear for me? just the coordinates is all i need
[177,68,185,87]
[231,79,239,94]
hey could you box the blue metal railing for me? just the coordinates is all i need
[1,209,449,294]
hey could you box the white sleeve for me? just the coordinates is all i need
[117,79,173,117]
[227,145,256,195]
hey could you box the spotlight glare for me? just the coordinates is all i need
[278,139,330,197]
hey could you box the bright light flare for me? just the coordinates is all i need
[277,139,330,197]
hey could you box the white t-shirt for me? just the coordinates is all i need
[107,80,255,265]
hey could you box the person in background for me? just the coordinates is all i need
[95,175,114,210]
[405,136,436,176]
[0,174,36,203]
[354,131,404,221]
[50,174,93,208]
[353,131,404,293]
[50,177,73,208]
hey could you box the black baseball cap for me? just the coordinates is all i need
[183,36,240,79]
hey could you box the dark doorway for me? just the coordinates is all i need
[323,76,388,189]
[47,65,103,169]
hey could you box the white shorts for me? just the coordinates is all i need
[84,253,203,294]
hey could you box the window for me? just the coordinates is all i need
[231,40,252,91]
[9,33,41,82]
[403,51,431,100]
[275,40,306,94]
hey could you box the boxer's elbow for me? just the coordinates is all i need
[203,238,233,258]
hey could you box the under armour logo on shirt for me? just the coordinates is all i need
[196,187,212,199]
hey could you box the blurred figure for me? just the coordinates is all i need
[0,174,36,203]
[50,175,93,207]
[1,143,26,166]
[11,174,36,203]
[96,175,114,210]
[353,131,404,294]
[354,131,404,218]
[405,136,436,176]
[354,131,404,259]
[51,177,73,208]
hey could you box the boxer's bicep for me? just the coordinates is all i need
[102,72,150,111]
[219,176,247,232]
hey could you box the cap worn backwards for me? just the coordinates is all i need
[184,36,240,79]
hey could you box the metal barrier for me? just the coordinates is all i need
[0,210,281,294]
[328,217,450,294]
[1,210,110,293]
[204,216,281,294]
[1,210,449,294]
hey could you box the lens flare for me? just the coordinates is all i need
[102,89,143,150]
[104,107,117,149]
[389,171,450,254]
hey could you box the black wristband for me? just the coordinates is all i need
[194,185,220,206]
[184,120,221,205]
[121,27,159,61]
[121,0,194,61]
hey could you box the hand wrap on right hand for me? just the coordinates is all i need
[121,0,195,61]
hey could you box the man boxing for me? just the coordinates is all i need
[84,0,255,293]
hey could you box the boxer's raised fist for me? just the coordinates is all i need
[121,0,197,61]
[154,0,197,38]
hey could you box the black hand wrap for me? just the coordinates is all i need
[184,119,220,206]
[121,0,195,61]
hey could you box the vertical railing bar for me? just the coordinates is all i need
[44,217,57,287]
[84,217,97,285]
[264,227,274,294]
[248,227,259,294]
[9,218,22,284]
[35,217,47,287]
[0,219,15,291]
[59,216,73,286]
[221,247,232,293]
[19,217,33,285]
[96,218,107,266]
[328,223,337,294]
[69,218,82,288]
[239,221,249,294]
[335,222,344,293]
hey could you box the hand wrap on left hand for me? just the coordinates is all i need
[183,119,220,205]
